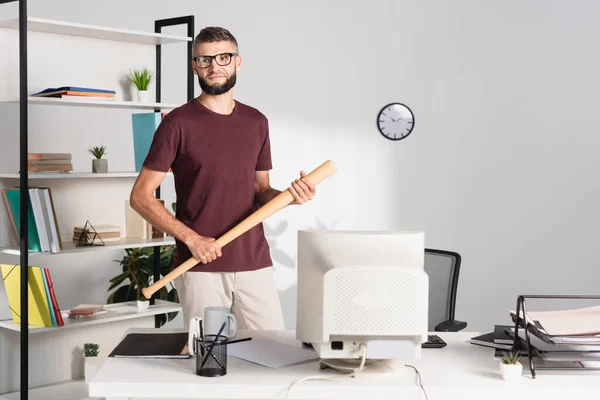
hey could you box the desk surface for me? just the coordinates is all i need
[89,329,600,400]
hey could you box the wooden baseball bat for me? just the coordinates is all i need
[142,159,337,299]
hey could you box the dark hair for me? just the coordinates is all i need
[193,27,238,55]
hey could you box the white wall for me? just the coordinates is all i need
[1,0,599,333]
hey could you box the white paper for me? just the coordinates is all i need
[525,305,600,336]
[228,338,319,368]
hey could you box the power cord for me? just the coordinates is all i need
[404,364,428,400]
[283,343,368,400]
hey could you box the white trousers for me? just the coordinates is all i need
[174,266,285,331]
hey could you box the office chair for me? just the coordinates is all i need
[422,248,467,348]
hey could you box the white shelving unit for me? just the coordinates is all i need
[0,236,175,259]
[0,171,172,179]
[0,8,195,397]
[0,299,181,333]
[0,96,181,109]
[0,301,182,399]
[0,379,92,400]
[0,16,191,45]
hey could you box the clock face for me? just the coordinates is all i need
[377,103,415,141]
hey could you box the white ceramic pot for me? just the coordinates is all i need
[84,356,98,384]
[92,159,107,173]
[137,300,150,310]
[137,90,149,102]
[500,361,522,382]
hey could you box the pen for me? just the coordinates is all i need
[199,319,204,342]
[223,337,252,345]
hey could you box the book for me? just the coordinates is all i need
[43,268,64,327]
[41,267,57,327]
[2,188,42,252]
[69,304,105,315]
[27,164,73,172]
[470,332,513,350]
[33,91,115,98]
[28,153,72,160]
[494,325,514,345]
[0,265,54,327]
[73,224,120,233]
[32,87,116,96]
[108,332,191,358]
[131,112,163,172]
[2,187,64,253]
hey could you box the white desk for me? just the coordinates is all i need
[89,329,600,400]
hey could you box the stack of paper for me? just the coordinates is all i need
[508,305,600,365]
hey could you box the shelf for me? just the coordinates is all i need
[0,96,181,110]
[0,300,181,334]
[0,236,175,258]
[0,379,94,400]
[0,171,173,179]
[0,17,192,45]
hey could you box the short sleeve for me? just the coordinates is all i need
[142,118,180,172]
[255,118,272,171]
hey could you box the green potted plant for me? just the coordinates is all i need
[88,145,107,173]
[499,350,522,381]
[107,244,179,325]
[126,67,155,102]
[83,343,99,383]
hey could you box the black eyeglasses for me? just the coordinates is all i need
[193,53,238,68]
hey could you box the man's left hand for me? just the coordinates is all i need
[289,170,316,205]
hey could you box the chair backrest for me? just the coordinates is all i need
[423,248,462,331]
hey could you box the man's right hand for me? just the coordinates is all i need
[183,234,222,264]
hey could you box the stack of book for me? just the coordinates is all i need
[67,304,106,319]
[125,199,165,239]
[31,86,116,100]
[73,224,121,244]
[2,187,63,253]
[0,264,64,328]
[470,325,515,351]
[28,153,73,173]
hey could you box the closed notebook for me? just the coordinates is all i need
[470,332,513,350]
[108,332,190,358]
[0,264,53,327]
[493,325,514,344]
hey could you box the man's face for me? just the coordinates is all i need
[193,41,241,96]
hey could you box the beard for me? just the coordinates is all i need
[197,70,237,96]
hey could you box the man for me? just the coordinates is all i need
[129,26,315,331]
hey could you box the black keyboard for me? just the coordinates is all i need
[422,334,447,348]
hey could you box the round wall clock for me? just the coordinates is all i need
[377,103,415,141]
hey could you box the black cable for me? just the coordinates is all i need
[405,364,428,400]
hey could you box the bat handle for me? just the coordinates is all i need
[141,257,198,299]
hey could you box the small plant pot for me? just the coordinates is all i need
[92,159,108,173]
[500,361,522,382]
[84,356,98,383]
[137,90,149,103]
[137,300,150,310]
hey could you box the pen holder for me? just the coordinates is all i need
[196,334,228,377]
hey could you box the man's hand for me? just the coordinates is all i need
[288,170,316,205]
[183,233,222,264]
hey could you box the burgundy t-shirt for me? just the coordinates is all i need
[142,99,273,273]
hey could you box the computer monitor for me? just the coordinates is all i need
[296,230,428,373]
